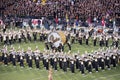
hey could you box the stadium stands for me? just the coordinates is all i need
[1,0,120,20]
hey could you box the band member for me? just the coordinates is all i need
[45,58,49,70]
[84,57,88,71]
[70,60,75,73]
[44,32,47,40]
[28,54,33,68]
[93,35,97,46]
[53,57,57,71]
[101,57,105,71]
[78,32,82,45]
[114,36,119,48]
[20,55,24,67]
[111,55,117,67]
[0,33,3,42]
[49,56,54,68]
[59,57,63,69]
[26,50,29,64]
[67,41,71,51]
[18,32,21,43]
[63,58,67,72]
[58,43,63,52]
[33,31,37,41]
[105,55,111,70]
[43,55,46,68]
[3,24,6,33]
[71,32,75,44]
[87,60,92,73]
[99,36,103,47]
[61,43,64,51]
[66,32,70,43]
[12,52,16,66]
[9,47,13,62]
[4,53,8,66]
[105,35,109,47]
[21,31,27,43]
[9,33,12,45]
[67,57,70,68]
[79,60,85,74]
[1,49,5,62]
[6,33,9,45]
[93,57,99,72]
[13,32,16,43]
[17,49,20,63]
[35,56,40,69]
[85,33,89,45]
[11,33,13,44]
[3,33,6,45]
[40,32,44,41]
[27,31,32,41]
[45,40,49,50]
[75,56,79,69]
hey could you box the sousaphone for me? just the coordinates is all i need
[47,31,66,48]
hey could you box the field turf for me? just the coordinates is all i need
[0,40,120,80]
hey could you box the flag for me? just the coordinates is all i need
[66,13,69,23]
[42,0,46,5]
[75,20,79,26]
[76,15,79,21]
[48,67,53,80]
[33,0,37,2]
[101,17,105,27]
[75,15,79,26]
[22,19,29,27]
[113,19,116,31]
[0,19,3,25]
[32,19,38,27]
[87,17,91,24]
[55,16,58,24]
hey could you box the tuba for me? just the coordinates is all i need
[47,31,66,48]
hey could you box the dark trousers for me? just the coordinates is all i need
[94,40,96,46]
[20,60,24,67]
[29,60,32,67]
[79,39,82,45]
[54,62,57,70]
[67,43,71,50]
[70,64,75,73]
[86,39,88,45]
[12,58,16,66]
[46,62,49,70]
[63,62,67,72]
[59,61,62,69]
[36,60,40,68]
[4,57,8,65]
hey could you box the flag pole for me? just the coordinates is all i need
[48,67,53,80]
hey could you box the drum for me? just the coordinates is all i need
[47,31,66,48]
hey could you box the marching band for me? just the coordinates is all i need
[0,46,120,75]
[0,28,120,75]
[0,28,119,51]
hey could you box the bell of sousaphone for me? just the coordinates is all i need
[57,31,66,44]
[47,31,66,48]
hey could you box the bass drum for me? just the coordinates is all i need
[47,31,66,48]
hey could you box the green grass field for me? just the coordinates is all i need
[0,40,120,80]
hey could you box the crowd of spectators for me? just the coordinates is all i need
[0,0,120,22]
